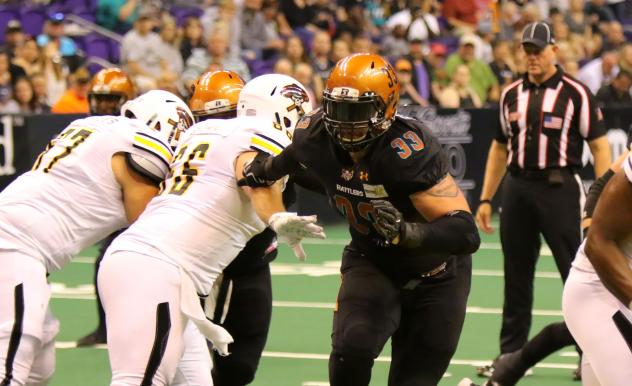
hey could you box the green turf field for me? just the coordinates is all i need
[46,224,579,386]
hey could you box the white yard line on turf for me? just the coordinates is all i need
[52,343,576,370]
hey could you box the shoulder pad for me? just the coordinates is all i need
[125,153,166,185]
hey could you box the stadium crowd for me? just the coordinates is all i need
[0,0,629,114]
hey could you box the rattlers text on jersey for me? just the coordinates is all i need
[106,115,290,295]
[0,115,172,272]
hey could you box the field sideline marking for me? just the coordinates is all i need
[49,286,562,316]
[68,259,562,279]
[52,342,575,369]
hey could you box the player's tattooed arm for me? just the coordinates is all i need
[420,175,459,198]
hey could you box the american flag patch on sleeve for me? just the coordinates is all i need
[543,115,563,130]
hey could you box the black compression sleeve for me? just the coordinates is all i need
[584,169,615,218]
[264,144,304,180]
[399,210,481,255]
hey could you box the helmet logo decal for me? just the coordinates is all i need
[280,84,309,117]
[331,87,360,98]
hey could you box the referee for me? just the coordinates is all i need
[475,21,612,370]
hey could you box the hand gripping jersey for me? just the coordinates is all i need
[0,116,173,271]
[287,109,449,278]
[107,116,291,295]
[573,151,632,273]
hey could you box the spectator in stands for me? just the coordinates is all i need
[40,42,68,106]
[336,3,375,41]
[498,1,520,41]
[407,0,441,42]
[0,85,18,114]
[578,49,619,94]
[37,13,78,59]
[556,41,581,77]
[4,20,24,58]
[350,35,374,54]
[284,35,308,66]
[620,44,632,74]
[601,21,626,53]
[444,34,499,105]
[405,38,432,104]
[200,0,241,58]
[13,76,49,113]
[308,0,337,33]
[585,0,617,28]
[51,67,90,114]
[97,0,139,33]
[182,27,251,90]
[280,0,315,30]
[437,63,482,108]
[489,40,516,91]
[442,0,478,34]
[565,0,591,34]
[516,3,542,31]
[310,31,334,82]
[596,69,632,107]
[272,57,293,75]
[0,48,25,86]
[155,17,181,93]
[29,72,50,110]
[262,0,293,41]
[395,58,428,106]
[427,43,448,103]
[381,25,409,58]
[240,0,284,60]
[331,38,350,63]
[293,62,318,107]
[180,17,205,64]
[121,10,163,91]
[12,37,41,76]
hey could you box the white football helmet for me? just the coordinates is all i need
[121,90,194,149]
[237,74,312,140]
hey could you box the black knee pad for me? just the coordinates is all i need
[337,314,387,358]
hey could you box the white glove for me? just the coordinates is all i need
[268,212,326,261]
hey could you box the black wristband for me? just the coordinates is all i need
[479,199,492,206]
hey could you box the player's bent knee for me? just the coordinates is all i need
[337,319,385,358]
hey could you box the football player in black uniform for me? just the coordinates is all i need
[239,53,481,386]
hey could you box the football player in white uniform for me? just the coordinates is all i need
[563,150,632,386]
[98,74,326,386]
[0,90,194,386]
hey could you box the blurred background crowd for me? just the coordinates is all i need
[0,0,629,115]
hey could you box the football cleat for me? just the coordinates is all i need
[490,350,529,386]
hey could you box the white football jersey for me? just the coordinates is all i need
[573,152,632,272]
[107,116,290,295]
[0,115,173,271]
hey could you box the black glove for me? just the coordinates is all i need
[238,152,275,188]
[371,200,403,242]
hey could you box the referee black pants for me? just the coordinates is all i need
[499,170,583,354]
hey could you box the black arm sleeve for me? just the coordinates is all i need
[263,144,304,180]
[584,168,615,218]
[399,210,481,255]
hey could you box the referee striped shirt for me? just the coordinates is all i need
[496,65,606,170]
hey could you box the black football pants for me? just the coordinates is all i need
[499,171,583,353]
[210,265,273,386]
[329,247,472,386]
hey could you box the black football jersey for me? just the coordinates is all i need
[285,108,451,276]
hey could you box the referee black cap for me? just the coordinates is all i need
[521,22,555,49]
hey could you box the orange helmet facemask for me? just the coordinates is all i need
[323,53,400,152]
[189,70,245,122]
[88,68,136,116]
